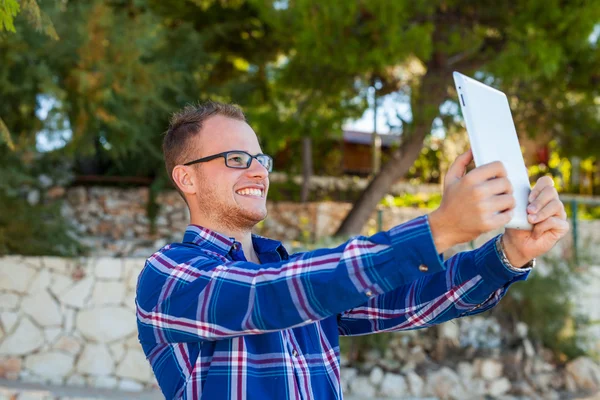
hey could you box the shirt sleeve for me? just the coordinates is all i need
[136,216,449,344]
[336,232,530,337]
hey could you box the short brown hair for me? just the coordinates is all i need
[163,101,247,193]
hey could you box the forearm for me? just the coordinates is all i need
[338,235,530,336]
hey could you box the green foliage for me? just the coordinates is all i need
[0,0,19,32]
[380,192,442,210]
[0,148,85,256]
[499,250,593,361]
[404,138,443,184]
[2,0,600,254]
[565,202,600,221]
[0,0,57,37]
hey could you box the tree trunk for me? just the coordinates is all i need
[335,69,448,236]
[300,135,312,203]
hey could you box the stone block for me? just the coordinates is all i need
[0,260,37,293]
[42,257,70,274]
[24,351,74,381]
[109,342,125,364]
[427,367,466,399]
[94,258,123,280]
[565,356,600,392]
[487,377,512,397]
[76,306,136,343]
[0,293,19,311]
[27,269,52,294]
[116,349,152,382]
[49,274,71,297]
[53,335,82,355]
[349,376,376,398]
[476,358,504,380]
[59,276,94,308]
[380,373,407,397]
[91,281,126,306]
[21,290,62,327]
[43,327,62,345]
[76,343,114,376]
[406,370,424,397]
[0,312,18,333]
[0,317,44,356]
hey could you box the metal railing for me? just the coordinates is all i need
[375,194,600,263]
[559,194,600,263]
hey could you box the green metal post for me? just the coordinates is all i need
[377,209,383,232]
[571,199,578,264]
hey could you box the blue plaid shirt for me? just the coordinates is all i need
[136,215,529,400]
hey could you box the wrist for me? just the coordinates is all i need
[500,234,532,268]
[427,210,455,254]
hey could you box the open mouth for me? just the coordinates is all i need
[235,188,264,198]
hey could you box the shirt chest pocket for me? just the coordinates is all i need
[290,322,323,356]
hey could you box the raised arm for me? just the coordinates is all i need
[336,235,530,336]
[136,216,445,344]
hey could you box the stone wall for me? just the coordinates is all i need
[63,186,434,257]
[1,254,600,398]
[0,255,153,392]
[62,186,600,259]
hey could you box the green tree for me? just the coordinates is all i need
[152,1,600,234]
[0,0,57,150]
[327,1,600,234]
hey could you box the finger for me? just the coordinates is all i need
[488,208,514,230]
[531,216,570,240]
[487,193,516,213]
[445,149,473,187]
[528,175,554,202]
[477,177,513,197]
[468,161,508,183]
[527,185,558,214]
[528,198,565,224]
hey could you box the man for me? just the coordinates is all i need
[136,101,569,400]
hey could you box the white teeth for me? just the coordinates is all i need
[236,188,263,197]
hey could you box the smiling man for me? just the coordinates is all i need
[136,101,569,400]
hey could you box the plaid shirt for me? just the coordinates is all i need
[136,215,529,400]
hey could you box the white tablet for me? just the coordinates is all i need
[453,71,533,231]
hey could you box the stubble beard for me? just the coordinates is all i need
[195,173,267,233]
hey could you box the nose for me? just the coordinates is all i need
[246,157,269,178]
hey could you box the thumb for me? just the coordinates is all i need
[444,149,473,188]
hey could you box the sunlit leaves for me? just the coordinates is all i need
[0,0,19,32]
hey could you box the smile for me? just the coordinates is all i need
[235,188,264,198]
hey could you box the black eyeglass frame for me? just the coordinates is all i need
[183,150,273,172]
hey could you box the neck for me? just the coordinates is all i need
[190,214,259,263]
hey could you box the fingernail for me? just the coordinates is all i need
[530,214,537,222]
[527,205,536,213]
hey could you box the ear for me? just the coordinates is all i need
[172,165,197,196]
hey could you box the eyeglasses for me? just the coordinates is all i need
[183,150,273,172]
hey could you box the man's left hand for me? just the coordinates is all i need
[502,176,570,267]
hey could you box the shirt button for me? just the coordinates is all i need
[292,349,298,357]
[365,290,373,297]
[233,243,239,251]
[418,264,428,272]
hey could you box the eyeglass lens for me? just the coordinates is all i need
[225,152,272,172]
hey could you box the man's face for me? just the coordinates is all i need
[187,115,270,230]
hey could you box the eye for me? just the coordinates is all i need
[227,153,247,166]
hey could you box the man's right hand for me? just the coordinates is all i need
[428,149,516,254]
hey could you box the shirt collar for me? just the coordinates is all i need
[182,224,287,258]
